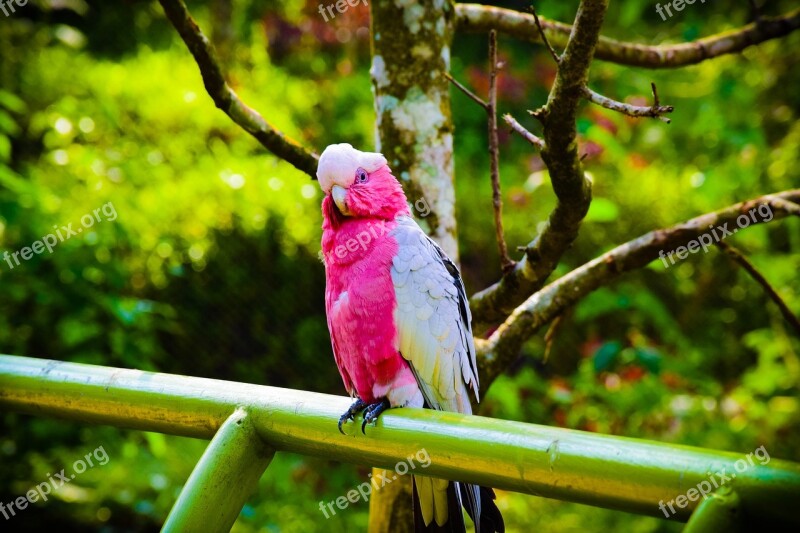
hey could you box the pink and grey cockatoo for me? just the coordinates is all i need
[318,143,504,533]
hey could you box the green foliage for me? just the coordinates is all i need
[1,0,798,531]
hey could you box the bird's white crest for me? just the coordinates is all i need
[316,143,387,194]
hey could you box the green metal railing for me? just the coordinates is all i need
[1,354,799,531]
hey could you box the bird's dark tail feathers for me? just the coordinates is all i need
[460,484,504,533]
[412,479,504,533]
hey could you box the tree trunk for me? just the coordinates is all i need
[367,469,415,533]
[370,0,457,258]
[368,1,456,531]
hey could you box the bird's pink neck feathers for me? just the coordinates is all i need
[321,165,412,401]
[321,165,410,266]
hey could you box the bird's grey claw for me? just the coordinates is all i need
[361,399,390,434]
[338,398,367,434]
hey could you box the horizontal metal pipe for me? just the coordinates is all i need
[2,355,799,525]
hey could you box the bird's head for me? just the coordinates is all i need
[317,143,410,224]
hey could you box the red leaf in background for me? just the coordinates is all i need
[551,377,571,391]
[534,59,557,88]
[624,96,650,126]
[588,109,618,134]
[620,365,646,382]
[263,14,305,56]
[527,155,546,172]
[553,408,567,427]
[580,140,604,160]
[581,335,603,358]
[497,61,528,103]
[627,153,650,169]
[509,186,529,207]
[467,66,489,96]
[661,371,683,389]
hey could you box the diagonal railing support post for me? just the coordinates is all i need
[162,408,275,532]
[682,487,743,533]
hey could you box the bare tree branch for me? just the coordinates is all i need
[455,3,800,69]
[583,83,674,122]
[542,314,563,363]
[504,114,545,149]
[527,5,561,64]
[477,190,800,384]
[471,0,606,328]
[158,0,319,178]
[715,241,800,336]
[445,35,513,271]
[487,31,515,272]
[530,6,674,125]
[444,72,488,109]
[768,197,800,216]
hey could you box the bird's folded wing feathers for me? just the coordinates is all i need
[390,216,479,413]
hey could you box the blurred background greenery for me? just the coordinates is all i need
[1,0,798,531]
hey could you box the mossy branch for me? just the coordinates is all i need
[477,189,800,385]
[455,3,800,69]
[470,0,607,327]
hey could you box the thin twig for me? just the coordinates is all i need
[504,114,545,149]
[715,241,800,336]
[521,4,557,122]
[447,34,513,271]
[543,314,564,363]
[487,31,515,272]
[527,5,561,64]
[444,72,488,110]
[582,84,674,123]
[650,82,663,108]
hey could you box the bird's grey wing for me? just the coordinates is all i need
[390,216,479,413]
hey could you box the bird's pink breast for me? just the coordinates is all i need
[323,215,408,403]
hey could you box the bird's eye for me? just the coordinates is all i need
[355,168,368,184]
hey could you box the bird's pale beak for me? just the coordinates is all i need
[332,185,352,216]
